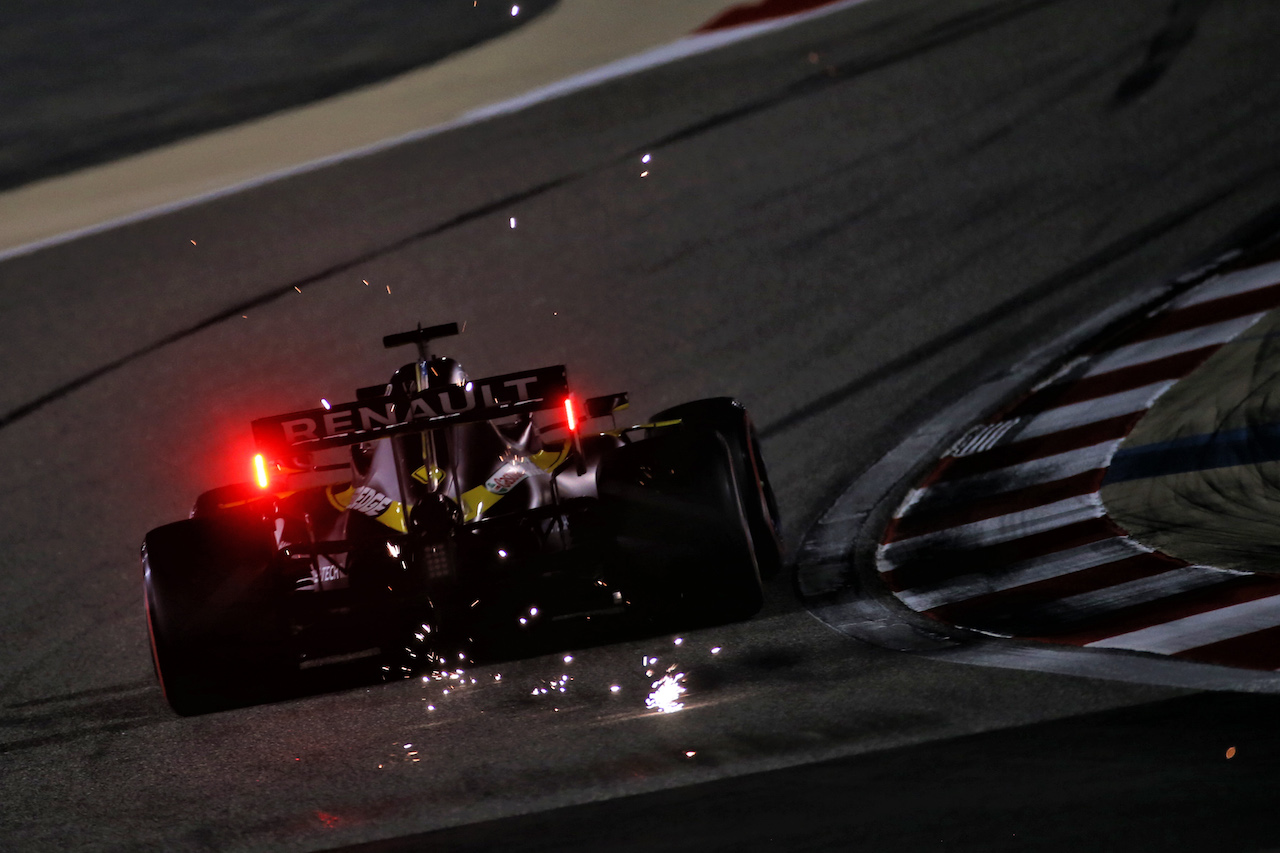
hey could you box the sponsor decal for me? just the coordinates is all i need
[253,365,567,455]
[298,557,349,591]
[347,486,394,517]
[485,462,530,495]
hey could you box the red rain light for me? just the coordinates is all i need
[565,396,578,432]
[253,454,269,489]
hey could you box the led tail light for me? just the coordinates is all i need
[564,396,578,432]
[253,454,269,489]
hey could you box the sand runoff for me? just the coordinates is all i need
[0,0,863,260]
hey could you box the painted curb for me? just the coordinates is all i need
[794,240,1280,693]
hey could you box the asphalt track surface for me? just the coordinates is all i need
[5,0,1280,849]
[0,0,558,192]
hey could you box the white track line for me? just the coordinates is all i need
[1014,382,1173,440]
[1039,566,1234,619]
[894,536,1147,611]
[1085,314,1262,376]
[1087,590,1280,654]
[1170,259,1280,308]
[878,493,1106,567]
[923,442,1117,507]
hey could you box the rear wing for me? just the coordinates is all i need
[252,365,568,461]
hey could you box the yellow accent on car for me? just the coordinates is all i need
[531,441,571,471]
[604,418,682,437]
[461,441,572,522]
[411,465,445,485]
[326,484,409,534]
[378,502,408,534]
[460,484,492,523]
[326,484,353,513]
[212,489,300,511]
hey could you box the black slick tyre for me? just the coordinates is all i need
[142,516,288,714]
[650,398,783,579]
[598,429,763,625]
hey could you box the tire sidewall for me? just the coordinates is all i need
[650,398,784,578]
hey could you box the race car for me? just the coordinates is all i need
[141,323,782,714]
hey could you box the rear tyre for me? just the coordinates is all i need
[142,517,289,714]
[599,429,763,625]
[190,482,270,519]
[651,398,784,579]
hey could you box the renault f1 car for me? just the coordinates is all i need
[142,323,781,714]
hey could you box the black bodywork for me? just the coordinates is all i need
[142,324,781,714]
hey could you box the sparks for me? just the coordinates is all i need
[190,239,197,245]
[710,647,721,655]
[642,153,651,164]
[646,673,687,713]
[610,685,621,693]
[640,171,649,177]
[294,286,302,293]
[321,398,331,409]
[685,750,697,758]
[509,217,517,228]
[564,655,574,664]
[674,638,683,646]
[253,454,269,489]
[386,284,391,294]
[510,4,519,14]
